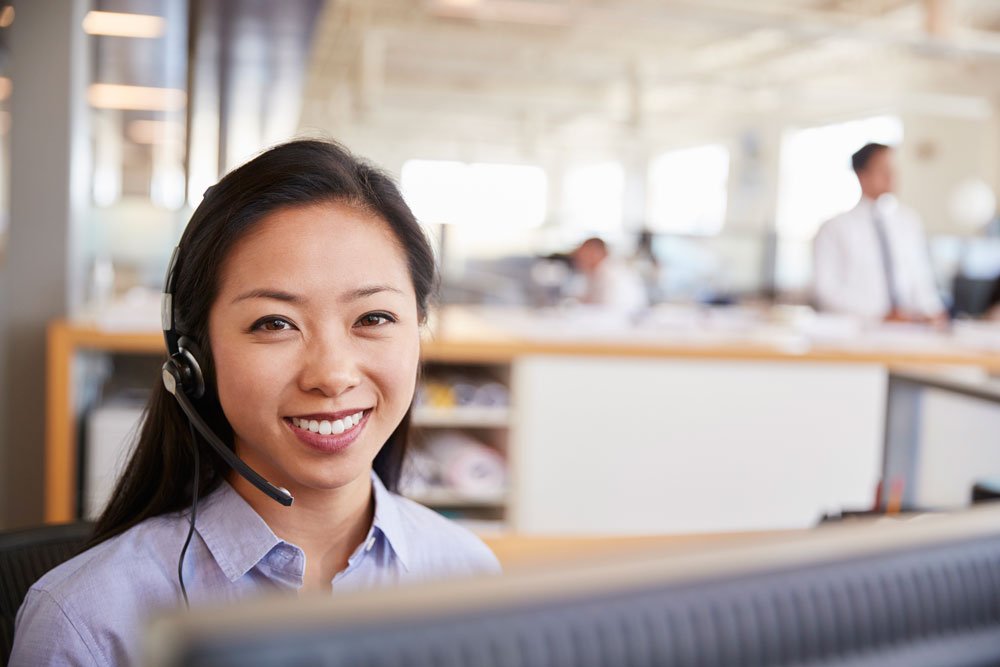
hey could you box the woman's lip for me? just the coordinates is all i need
[284,410,370,453]
[288,408,371,421]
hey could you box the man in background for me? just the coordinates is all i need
[813,143,945,323]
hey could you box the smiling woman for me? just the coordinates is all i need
[9,140,500,667]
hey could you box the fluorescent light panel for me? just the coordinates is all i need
[83,10,164,38]
[88,84,187,111]
[127,119,184,145]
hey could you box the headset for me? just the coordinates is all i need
[161,245,294,507]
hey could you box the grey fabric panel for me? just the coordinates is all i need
[179,536,1000,667]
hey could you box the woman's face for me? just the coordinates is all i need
[208,201,421,494]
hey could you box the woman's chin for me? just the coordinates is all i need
[282,461,373,495]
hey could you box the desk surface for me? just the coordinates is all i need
[481,531,796,570]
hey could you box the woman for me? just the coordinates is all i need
[11,140,500,666]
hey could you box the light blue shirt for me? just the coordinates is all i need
[10,472,500,666]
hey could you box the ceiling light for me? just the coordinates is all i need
[126,119,184,145]
[427,0,571,26]
[83,10,165,38]
[88,84,186,111]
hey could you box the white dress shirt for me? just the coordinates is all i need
[583,259,649,313]
[813,197,944,320]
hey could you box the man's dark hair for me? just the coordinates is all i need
[852,143,891,174]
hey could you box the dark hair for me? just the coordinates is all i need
[88,139,437,548]
[852,143,891,174]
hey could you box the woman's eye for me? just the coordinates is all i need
[357,312,395,327]
[250,317,293,332]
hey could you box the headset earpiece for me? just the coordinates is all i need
[161,243,292,507]
[162,336,206,400]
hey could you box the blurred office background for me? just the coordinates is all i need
[3,0,1000,532]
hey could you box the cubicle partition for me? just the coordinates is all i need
[882,370,1000,512]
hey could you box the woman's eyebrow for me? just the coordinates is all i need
[231,288,302,305]
[231,285,403,305]
[341,285,404,302]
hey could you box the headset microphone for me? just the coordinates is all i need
[161,245,294,507]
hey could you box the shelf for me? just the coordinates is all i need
[412,406,510,428]
[403,488,507,509]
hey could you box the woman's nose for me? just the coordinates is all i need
[297,337,361,397]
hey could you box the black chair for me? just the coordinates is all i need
[0,522,93,665]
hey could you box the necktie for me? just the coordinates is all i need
[871,209,899,312]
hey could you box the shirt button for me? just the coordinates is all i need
[364,536,376,552]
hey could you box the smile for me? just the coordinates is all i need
[290,411,364,435]
[284,409,371,454]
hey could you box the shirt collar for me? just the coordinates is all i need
[195,479,282,583]
[370,470,411,570]
[195,472,412,582]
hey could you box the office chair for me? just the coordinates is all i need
[0,522,92,665]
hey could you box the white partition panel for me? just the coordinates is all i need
[916,390,1000,508]
[510,356,886,534]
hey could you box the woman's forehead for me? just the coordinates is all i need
[217,202,413,298]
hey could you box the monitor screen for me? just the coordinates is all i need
[144,505,1000,667]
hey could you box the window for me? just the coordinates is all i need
[400,159,547,229]
[776,115,904,240]
[774,115,903,291]
[561,161,624,235]
[648,144,730,235]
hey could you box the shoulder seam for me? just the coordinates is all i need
[29,588,108,666]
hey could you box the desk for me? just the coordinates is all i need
[481,530,794,570]
[46,308,1000,525]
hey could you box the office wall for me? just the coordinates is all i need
[899,112,1000,235]
[2,0,90,529]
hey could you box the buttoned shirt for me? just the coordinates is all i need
[10,472,500,666]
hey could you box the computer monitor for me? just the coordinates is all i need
[144,505,1000,667]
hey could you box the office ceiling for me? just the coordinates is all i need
[298,0,1000,151]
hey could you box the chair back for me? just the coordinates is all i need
[0,523,92,665]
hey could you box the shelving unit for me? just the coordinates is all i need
[407,361,512,530]
[412,406,510,428]
[402,489,507,510]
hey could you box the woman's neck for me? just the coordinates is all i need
[228,470,375,592]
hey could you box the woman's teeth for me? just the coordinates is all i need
[291,412,364,435]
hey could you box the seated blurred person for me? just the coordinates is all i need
[813,143,946,324]
[571,237,648,312]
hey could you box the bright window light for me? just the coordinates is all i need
[562,161,624,235]
[776,115,903,241]
[648,144,730,235]
[401,159,547,229]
